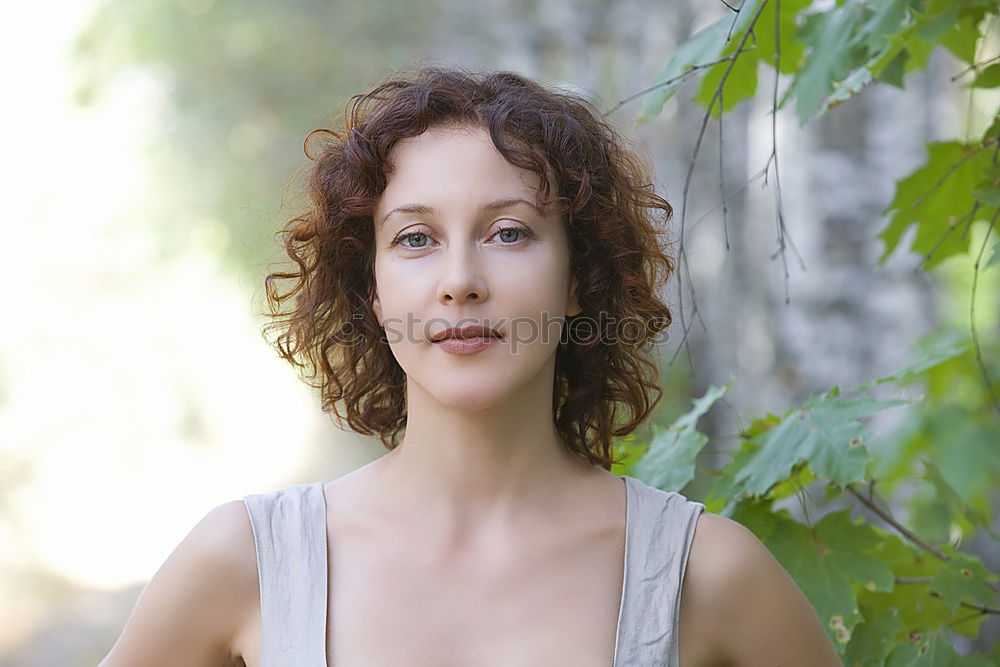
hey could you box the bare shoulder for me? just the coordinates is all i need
[679,512,843,667]
[99,500,258,667]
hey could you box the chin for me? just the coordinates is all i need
[405,366,522,411]
[426,381,513,412]
[399,347,553,411]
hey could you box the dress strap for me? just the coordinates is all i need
[243,482,329,666]
[614,475,706,667]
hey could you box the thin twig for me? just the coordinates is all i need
[895,578,1000,615]
[686,166,769,234]
[602,52,752,118]
[970,202,1000,419]
[935,594,1000,616]
[846,483,950,561]
[719,78,730,250]
[914,199,982,273]
[907,144,989,271]
[670,0,773,379]
[848,483,1000,596]
[794,472,812,527]
[951,53,1000,82]
[768,0,804,305]
[911,146,985,210]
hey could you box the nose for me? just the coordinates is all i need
[437,245,489,304]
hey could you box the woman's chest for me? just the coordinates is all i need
[235,476,717,666]
[324,526,627,667]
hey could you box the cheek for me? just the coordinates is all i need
[374,264,435,344]
[373,261,412,313]
[502,279,573,349]
[504,256,571,306]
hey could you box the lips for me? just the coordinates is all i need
[431,325,503,342]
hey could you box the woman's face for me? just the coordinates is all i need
[371,124,581,411]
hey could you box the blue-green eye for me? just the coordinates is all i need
[390,225,533,249]
[492,227,529,243]
[391,231,430,248]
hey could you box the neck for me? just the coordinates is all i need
[369,363,604,553]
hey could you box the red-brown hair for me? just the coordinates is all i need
[262,65,675,470]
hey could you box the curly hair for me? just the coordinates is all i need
[262,65,676,471]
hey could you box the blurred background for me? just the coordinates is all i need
[2,0,997,663]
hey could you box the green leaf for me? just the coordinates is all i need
[877,141,997,269]
[823,480,843,504]
[944,3,994,66]
[921,458,1000,542]
[860,534,953,630]
[865,0,968,85]
[980,642,1000,664]
[914,0,965,43]
[731,388,904,496]
[908,487,954,545]
[757,0,812,75]
[785,4,864,125]
[875,48,908,87]
[610,433,645,476]
[885,631,960,666]
[985,240,1000,270]
[823,66,874,113]
[767,462,816,502]
[982,114,1000,143]
[843,604,905,666]
[817,0,945,108]
[870,26,935,79]
[855,0,912,53]
[970,63,1000,89]
[857,328,968,389]
[948,604,990,638]
[958,654,1000,667]
[631,379,733,492]
[704,420,773,515]
[693,44,759,119]
[702,0,772,45]
[972,185,1000,206]
[816,510,897,593]
[780,0,926,117]
[637,18,730,124]
[734,504,894,649]
[883,626,997,664]
[929,550,1000,614]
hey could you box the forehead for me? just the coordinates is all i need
[377,125,548,211]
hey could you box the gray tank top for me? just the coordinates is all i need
[243,474,705,666]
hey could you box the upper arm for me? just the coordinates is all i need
[99,499,260,667]
[680,512,843,667]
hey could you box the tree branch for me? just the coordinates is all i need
[846,483,950,560]
[951,53,1000,83]
[602,52,752,118]
[669,0,774,380]
[970,205,1000,418]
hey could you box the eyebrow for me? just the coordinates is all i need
[377,197,544,228]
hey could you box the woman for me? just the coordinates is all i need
[101,67,841,666]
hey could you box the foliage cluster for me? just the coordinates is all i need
[615,1,1000,662]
